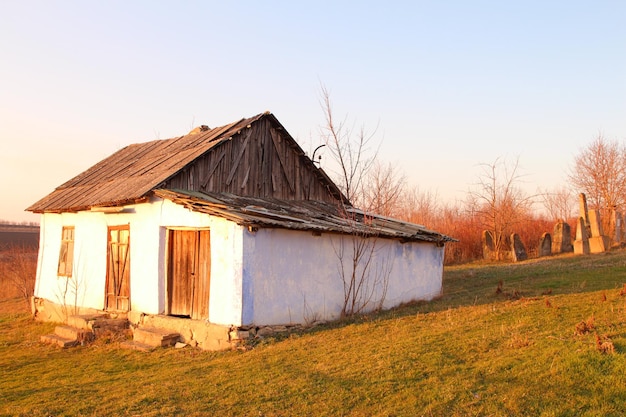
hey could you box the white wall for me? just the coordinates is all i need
[34,198,444,328]
[34,198,244,325]
[35,212,109,311]
[241,228,444,326]
[148,199,244,325]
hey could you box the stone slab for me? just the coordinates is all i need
[574,239,590,255]
[40,334,79,348]
[67,314,109,330]
[589,236,610,253]
[55,325,92,341]
[120,340,155,352]
[134,327,180,347]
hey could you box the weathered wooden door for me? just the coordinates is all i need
[167,229,210,319]
[105,225,130,311]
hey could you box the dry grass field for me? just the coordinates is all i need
[0,245,37,307]
[0,225,39,250]
[2,247,626,415]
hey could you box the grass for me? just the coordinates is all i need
[3,251,626,416]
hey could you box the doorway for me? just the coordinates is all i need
[105,225,130,311]
[167,229,211,320]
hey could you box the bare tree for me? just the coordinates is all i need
[468,157,534,260]
[333,229,392,317]
[569,135,626,213]
[541,186,575,221]
[319,84,378,206]
[318,85,392,317]
[397,186,440,227]
[362,160,406,217]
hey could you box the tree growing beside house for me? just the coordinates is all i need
[319,85,406,316]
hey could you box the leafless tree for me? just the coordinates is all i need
[397,186,440,227]
[541,186,575,221]
[318,85,392,317]
[319,84,378,206]
[362,160,406,217]
[569,135,626,214]
[468,157,534,260]
[333,230,392,317]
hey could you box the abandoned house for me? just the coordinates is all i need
[27,112,454,350]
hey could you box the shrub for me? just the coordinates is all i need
[0,245,37,304]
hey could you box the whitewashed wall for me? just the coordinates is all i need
[34,198,444,328]
[241,228,444,326]
[35,212,109,311]
[34,198,244,325]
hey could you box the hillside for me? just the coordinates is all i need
[2,251,626,415]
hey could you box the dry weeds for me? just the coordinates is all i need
[595,333,615,354]
[575,316,595,336]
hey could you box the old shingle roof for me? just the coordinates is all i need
[27,112,337,213]
[154,189,456,244]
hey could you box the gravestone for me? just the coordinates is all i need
[612,210,623,245]
[482,230,496,260]
[574,216,590,255]
[579,193,590,228]
[588,209,610,253]
[539,233,552,257]
[511,233,527,262]
[551,220,573,254]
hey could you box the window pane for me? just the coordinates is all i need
[57,226,75,277]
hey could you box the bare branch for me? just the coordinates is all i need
[467,156,535,260]
[540,186,575,221]
[569,135,626,212]
[318,83,379,205]
[319,83,392,317]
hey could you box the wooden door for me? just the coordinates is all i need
[167,229,210,319]
[105,225,130,311]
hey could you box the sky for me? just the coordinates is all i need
[1,1,624,223]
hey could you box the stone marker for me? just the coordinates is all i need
[588,209,610,253]
[579,193,590,228]
[482,230,496,260]
[539,233,552,257]
[511,233,527,262]
[552,220,573,254]
[574,216,590,255]
[612,210,623,245]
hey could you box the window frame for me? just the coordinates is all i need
[57,226,75,277]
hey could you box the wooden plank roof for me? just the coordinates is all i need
[27,112,342,213]
[154,189,456,244]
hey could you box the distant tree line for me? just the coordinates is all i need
[359,135,626,264]
[317,86,622,264]
[0,220,39,227]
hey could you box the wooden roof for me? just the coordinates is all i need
[27,112,344,213]
[154,189,455,244]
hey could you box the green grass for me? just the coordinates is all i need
[4,251,626,416]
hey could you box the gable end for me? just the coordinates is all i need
[161,115,345,204]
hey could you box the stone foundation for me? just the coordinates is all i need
[31,296,107,323]
[31,297,234,351]
[139,314,232,351]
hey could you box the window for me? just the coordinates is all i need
[57,226,75,277]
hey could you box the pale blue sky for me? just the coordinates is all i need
[1,1,624,222]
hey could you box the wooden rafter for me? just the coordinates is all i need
[270,128,295,193]
[226,130,251,186]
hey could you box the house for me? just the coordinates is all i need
[28,112,454,350]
